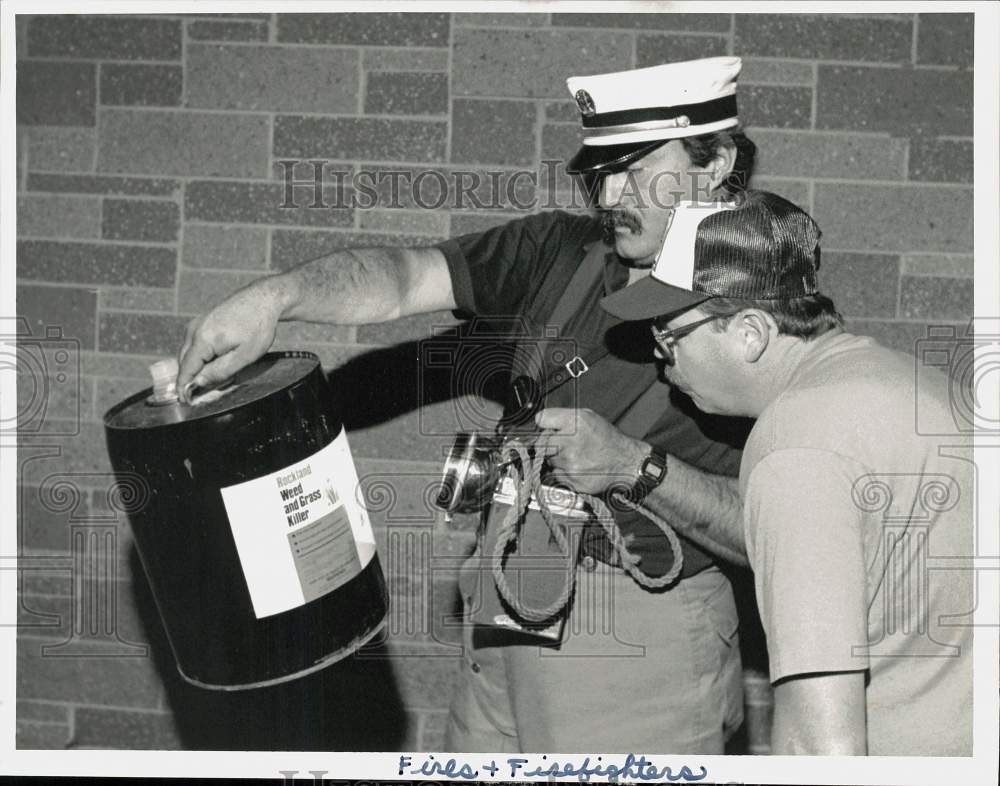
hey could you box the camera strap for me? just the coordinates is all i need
[506,241,614,423]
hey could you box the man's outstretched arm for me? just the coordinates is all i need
[177,246,455,401]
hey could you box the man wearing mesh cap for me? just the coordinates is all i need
[599,191,973,755]
[177,57,758,752]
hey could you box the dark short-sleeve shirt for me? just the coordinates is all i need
[437,210,751,576]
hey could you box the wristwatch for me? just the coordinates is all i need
[630,447,668,504]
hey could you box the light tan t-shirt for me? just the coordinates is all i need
[740,331,973,756]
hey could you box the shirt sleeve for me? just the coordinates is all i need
[744,448,871,684]
[436,210,599,317]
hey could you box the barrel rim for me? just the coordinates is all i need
[174,618,387,691]
[102,350,323,430]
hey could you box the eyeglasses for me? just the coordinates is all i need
[650,314,722,364]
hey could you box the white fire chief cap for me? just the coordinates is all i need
[565,56,742,174]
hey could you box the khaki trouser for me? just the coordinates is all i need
[445,557,743,753]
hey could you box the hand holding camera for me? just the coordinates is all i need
[535,407,651,496]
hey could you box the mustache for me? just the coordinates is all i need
[600,209,643,234]
[600,209,642,246]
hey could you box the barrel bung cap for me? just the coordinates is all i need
[149,357,179,404]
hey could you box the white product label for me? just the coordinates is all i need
[220,431,376,619]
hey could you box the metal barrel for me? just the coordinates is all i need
[103,351,388,690]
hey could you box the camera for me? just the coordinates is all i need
[426,318,594,634]
[434,370,555,516]
[2,317,82,437]
[436,429,585,639]
[435,430,505,515]
[915,319,1000,436]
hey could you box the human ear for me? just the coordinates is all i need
[706,142,737,193]
[740,310,771,363]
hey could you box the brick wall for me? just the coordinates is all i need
[14,12,973,751]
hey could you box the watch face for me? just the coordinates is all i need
[641,455,667,483]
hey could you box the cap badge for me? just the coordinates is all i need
[574,89,597,117]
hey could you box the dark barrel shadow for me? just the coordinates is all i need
[131,547,407,750]
[328,325,513,431]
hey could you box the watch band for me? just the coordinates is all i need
[629,447,668,504]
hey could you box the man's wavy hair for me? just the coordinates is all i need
[698,293,845,340]
[681,125,757,197]
[584,126,757,210]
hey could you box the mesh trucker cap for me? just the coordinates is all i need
[565,57,742,174]
[600,191,822,320]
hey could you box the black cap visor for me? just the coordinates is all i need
[600,275,711,321]
[565,139,668,174]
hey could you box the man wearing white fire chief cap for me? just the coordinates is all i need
[178,57,758,752]
[566,55,742,170]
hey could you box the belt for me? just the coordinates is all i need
[579,523,622,570]
[578,522,713,579]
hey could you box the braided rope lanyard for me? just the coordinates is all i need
[491,439,685,624]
